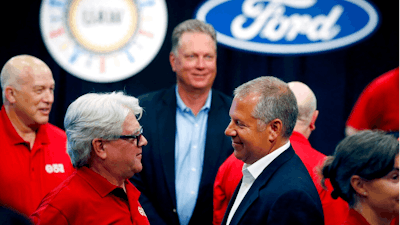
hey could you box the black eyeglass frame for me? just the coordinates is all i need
[118,127,143,147]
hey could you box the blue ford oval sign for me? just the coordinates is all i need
[195,0,379,54]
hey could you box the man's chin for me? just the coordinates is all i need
[233,150,244,161]
[37,119,49,125]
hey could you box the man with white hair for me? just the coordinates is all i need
[0,55,73,216]
[30,92,150,224]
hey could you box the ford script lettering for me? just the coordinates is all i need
[195,0,379,54]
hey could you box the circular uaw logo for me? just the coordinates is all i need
[40,0,168,83]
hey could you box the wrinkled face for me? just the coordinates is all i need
[225,93,272,164]
[364,155,399,217]
[12,65,54,128]
[170,32,217,92]
[105,113,148,179]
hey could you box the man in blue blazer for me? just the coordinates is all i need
[130,19,233,225]
[222,76,324,225]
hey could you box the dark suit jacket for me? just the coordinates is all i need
[130,86,233,225]
[222,146,324,225]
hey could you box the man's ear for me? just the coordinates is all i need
[267,119,283,142]
[92,138,107,160]
[169,52,176,72]
[309,110,319,131]
[350,175,368,197]
[5,86,16,103]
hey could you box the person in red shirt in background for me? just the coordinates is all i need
[213,81,348,225]
[0,55,74,217]
[30,92,150,225]
[345,67,399,137]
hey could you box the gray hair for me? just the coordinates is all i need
[64,91,143,168]
[171,19,217,55]
[321,130,399,208]
[234,76,298,138]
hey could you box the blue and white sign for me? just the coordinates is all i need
[195,0,379,54]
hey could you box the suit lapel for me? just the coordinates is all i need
[227,147,296,225]
[157,86,177,206]
[222,179,242,225]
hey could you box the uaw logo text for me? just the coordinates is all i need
[40,0,168,83]
[195,0,379,54]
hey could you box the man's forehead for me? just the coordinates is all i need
[19,71,54,87]
[122,112,140,131]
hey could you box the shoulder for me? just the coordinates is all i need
[212,89,232,107]
[268,152,316,189]
[34,173,78,211]
[362,68,399,96]
[44,123,67,139]
[138,87,175,106]
[36,172,90,213]
[268,189,323,219]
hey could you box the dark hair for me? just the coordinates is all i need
[321,130,399,207]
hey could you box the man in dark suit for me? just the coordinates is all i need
[130,19,233,225]
[222,76,324,225]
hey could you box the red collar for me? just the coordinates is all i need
[0,106,49,146]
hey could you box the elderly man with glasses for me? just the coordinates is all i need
[30,92,150,225]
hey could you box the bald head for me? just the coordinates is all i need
[1,55,52,103]
[288,81,317,122]
[288,81,318,138]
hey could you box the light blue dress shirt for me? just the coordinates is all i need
[175,85,211,225]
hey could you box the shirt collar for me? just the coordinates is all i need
[243,141,291,181]
[0,106,49,146]
[175,85,212,113]
[77,166,122,198]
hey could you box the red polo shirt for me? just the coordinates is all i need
[30,167,150,225]
[0,106,74,216]
[343,209,371,225]
[346,67,399,132]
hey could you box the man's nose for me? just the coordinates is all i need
[225,122,236,137]
[42,89,54,104]
[139,135,148,147]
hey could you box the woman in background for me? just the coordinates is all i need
[321,130,399,225]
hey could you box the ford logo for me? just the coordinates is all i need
[195,0,379,54]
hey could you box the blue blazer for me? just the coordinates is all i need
[222,146,324,225]
[130,86,233,225]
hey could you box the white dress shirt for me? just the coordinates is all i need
[226,141,291,225]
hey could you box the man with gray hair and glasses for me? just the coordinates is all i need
[30,92,150,225]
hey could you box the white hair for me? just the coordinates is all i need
[64,91,143,168]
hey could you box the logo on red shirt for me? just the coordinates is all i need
[45,164,65,174]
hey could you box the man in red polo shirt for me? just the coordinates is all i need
[0,55,74,217]
[213,81,349,225]
[30,92,150,224]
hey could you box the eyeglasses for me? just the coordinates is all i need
[118,127,143,147]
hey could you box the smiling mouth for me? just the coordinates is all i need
[39,108,51,114]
